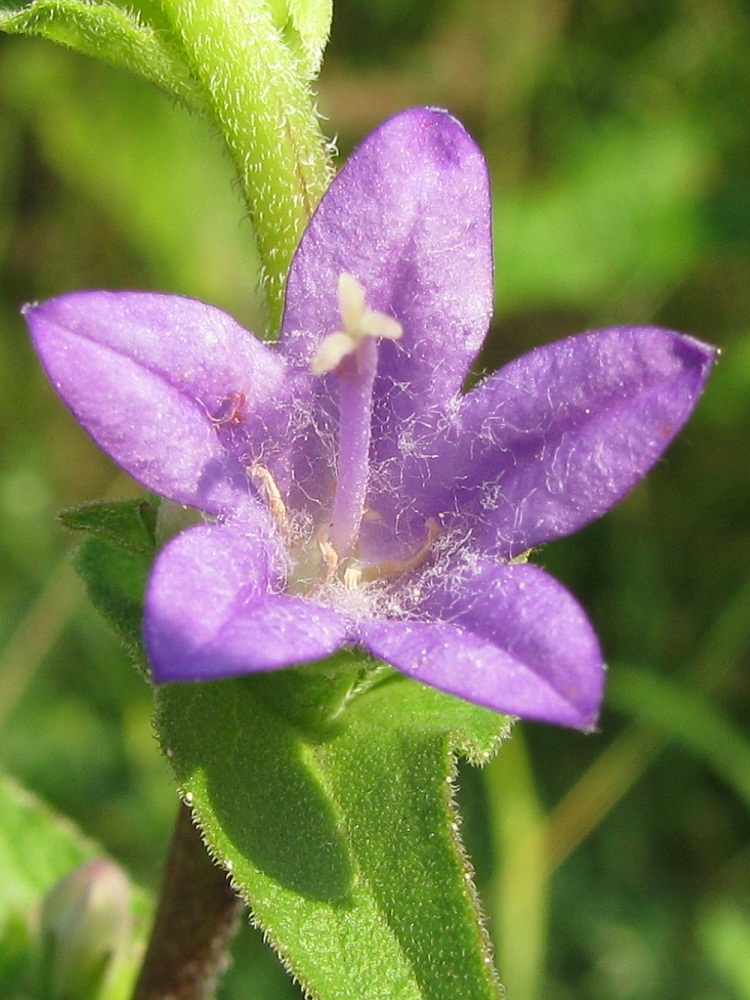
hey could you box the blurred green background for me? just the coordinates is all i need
[2,0,750,997]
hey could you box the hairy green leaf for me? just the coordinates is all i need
[61,496,156,674]
[156,670,509,999]
[60,496,158,555]
[60,493,510,997]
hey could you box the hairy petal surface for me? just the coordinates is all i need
[424,326,716,557]
[280,107,493,419]
[145,517,349,682]
[25,291,291,513]
[359,561,603,728]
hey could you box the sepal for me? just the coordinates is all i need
[61,496,158,676]
[59,496,159,555]
[74,538,152,676]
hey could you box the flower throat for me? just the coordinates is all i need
[253,274,438,597]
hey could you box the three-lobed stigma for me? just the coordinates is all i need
[310,273,402,376]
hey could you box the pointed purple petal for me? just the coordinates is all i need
[145,516,348,682]
[280,107,493,413]
[360,561,603,728]
[25,291,291,513]
[424,326,716,557]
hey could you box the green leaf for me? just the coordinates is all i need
[62,499,509,996]
[608,663,750,813]
[495,120,704,317]
[699,902,750,1000]
[60,496,158,555]
[0,772,96,995]
[73,536,152,675]
[0,773,152,1000]
[0,0,208,112]
[0,771,97,924]
[156,668,509,999]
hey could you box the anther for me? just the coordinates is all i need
[316,528,340,583]
[249,465,290,539]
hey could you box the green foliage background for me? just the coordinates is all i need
[2,0,750,997]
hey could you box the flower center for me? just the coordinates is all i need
[251,275,438,610]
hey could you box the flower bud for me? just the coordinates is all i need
[39,858,132,1000]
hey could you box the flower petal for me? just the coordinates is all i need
[359,561,603,728]
[25,291,291,513]
[425,326,716,557]
[145,517,349,682]
[280,107,493,412]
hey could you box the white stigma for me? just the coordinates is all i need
[311,273,403,376]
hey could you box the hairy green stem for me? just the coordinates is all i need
[132,801,243,1000]
[159,0,333,332]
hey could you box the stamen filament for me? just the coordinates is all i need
[355,518,440,584]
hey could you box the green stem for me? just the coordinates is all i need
[159,0,333,332]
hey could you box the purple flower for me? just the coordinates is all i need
[25,108,715,728]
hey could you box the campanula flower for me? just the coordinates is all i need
[25,108,715,728]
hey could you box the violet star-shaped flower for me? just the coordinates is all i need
[25,108,715,729]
